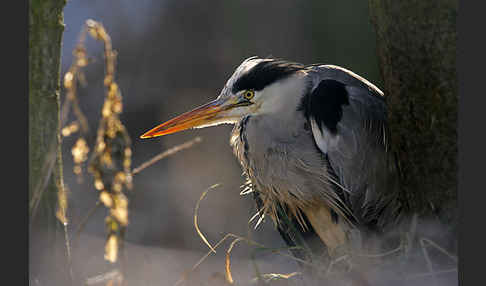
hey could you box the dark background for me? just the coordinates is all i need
[35,0,383,285]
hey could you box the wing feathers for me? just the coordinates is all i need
[302,66,395,226]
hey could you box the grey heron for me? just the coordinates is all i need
[141,56,401,262]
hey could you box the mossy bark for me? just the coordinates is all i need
[29,0,67,282]
[29,0,66,221]
[368,1,458,234]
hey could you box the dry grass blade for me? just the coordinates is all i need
[420,238,438,286]
[85,269,122,286]
[250,246,313,267]
[29,139,58,222]
[63,222,74,283]
[173,233,236,286]
[73,200,102,246]
[55,178,74,283]
[356,245,402,258]
[194,184,220,254]
[132,137,202,175]
[225,237,245,284]
[174,231,311,286]
[420,238,457,263]
[405,268,457,280]
[250,272,301,284]
[56,178,69,225]
[325,254,351,276]
[174,233,255,286]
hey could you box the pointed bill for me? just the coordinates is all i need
[140,98,232,139]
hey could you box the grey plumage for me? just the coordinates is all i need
[226,58,401,254]
[141,56,401,260]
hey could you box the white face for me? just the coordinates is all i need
[222,71,308,121]
[140,58,307,139]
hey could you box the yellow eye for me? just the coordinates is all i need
[243,90,255,100]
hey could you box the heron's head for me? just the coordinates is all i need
[140,57,307,139]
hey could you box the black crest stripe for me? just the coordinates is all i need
[232,59,304,93]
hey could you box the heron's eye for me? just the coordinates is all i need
[243,90,255,100]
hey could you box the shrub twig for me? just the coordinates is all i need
[132,137,202,175]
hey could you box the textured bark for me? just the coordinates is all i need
[368,1,458,229]
[29,0,67,283]
[29,0,65,220]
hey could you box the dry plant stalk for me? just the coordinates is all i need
[63,19,205,272]
[71,136,203,247]
[174,185,313,286]
[250,272,301,284]
[174,231,307,286]
[181,186,458,286]
[85,269,123,286]
[225,237,244,284]
[85,19,133,264]
[62,19,133,264]
[132,136,202,175]
[62,26,90,178]
[193,183,220,254]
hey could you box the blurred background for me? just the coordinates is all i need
[32,0,382,285]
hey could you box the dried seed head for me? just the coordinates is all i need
[125,174,133,190]
[73,165,82,175]
[104,75,113,86]
[73,46,86,59]
[105,234,118,263]
[97,141,106,152]
[109,83,118,95]
[115,172,126,183]
[64,20,133,268]
[100,191,113,207]
[64,72,74,89]
[62,122,79,137]
[72,138,89,164]
[111,207,128,226]
[115,194,128,208]
[105,216,118,231]
[62,127,71,137]
[95,179,105,191]
[101,151,113,166]
[113,101,123,114]
[102,101,112,118]
[76,57,88,67]
[86,19,102,39]
[112,182,122,193]
[123,158,131,170]
[110,194,129,226]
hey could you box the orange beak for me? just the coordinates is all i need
[140,98,232,139]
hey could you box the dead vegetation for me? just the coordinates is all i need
[50,19,457,286]
[175,187,458,286]
[57,19,203,286]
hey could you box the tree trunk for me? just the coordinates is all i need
[368,0,458,242]
[29,0,67,283]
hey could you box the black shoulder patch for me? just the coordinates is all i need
[298,79,349,134]
[232,59,304,93]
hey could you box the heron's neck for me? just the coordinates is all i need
[247,75,309,142]
[258,73,308,119]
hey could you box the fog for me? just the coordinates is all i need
[30,1,456,285]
